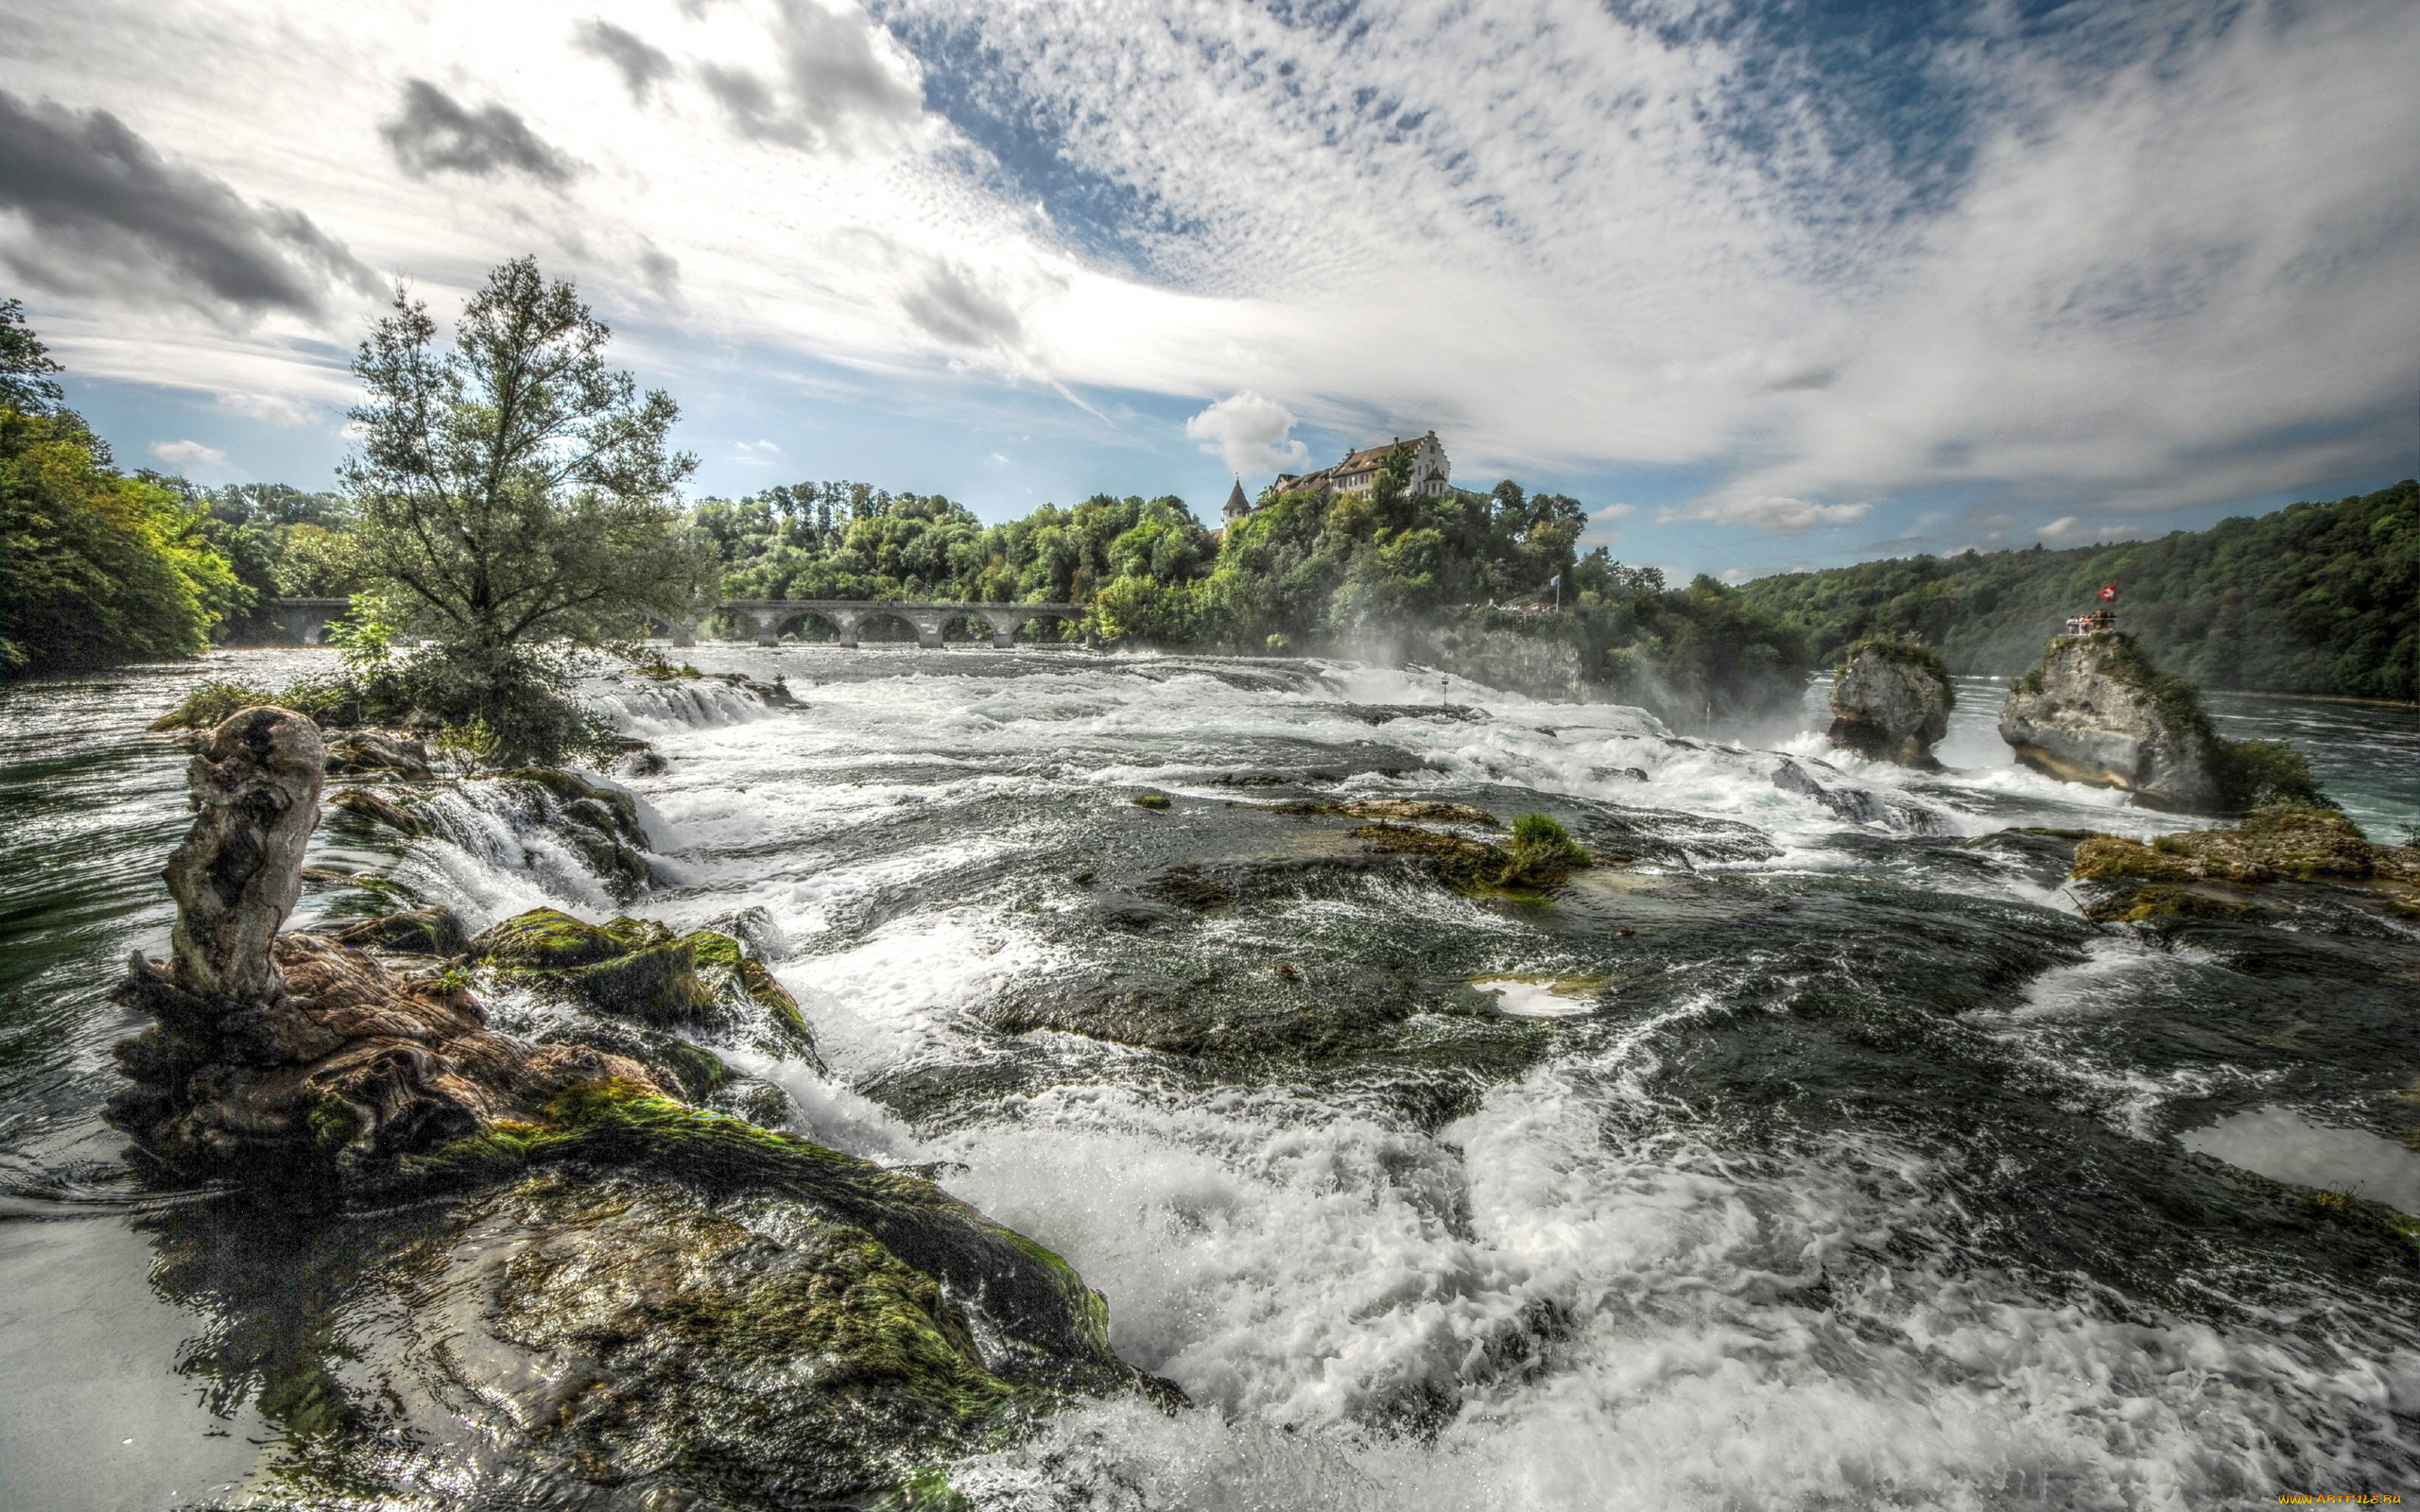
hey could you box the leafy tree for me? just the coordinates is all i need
[340,258,715,759]
[0,307,240,675]
[1740,481,2420,700]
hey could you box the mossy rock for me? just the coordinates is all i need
[1267,798,1500,826]
[411,1081,1151,1400]
[462,1174,1025,1505]
[2080,884,2261,926]
[2074,807,2420,887]
[1352,812,1594,895]
[470,909,816,1057]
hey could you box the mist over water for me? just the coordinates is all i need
[3,646,2416,1509]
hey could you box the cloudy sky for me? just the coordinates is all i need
[3,0,2414,579]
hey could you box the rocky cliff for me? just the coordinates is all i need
[1997,633,2224,811]
[1828,640,1953,767]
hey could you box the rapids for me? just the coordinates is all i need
[3,646,2416,1510]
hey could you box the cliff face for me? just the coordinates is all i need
[1997,633,2222,811]
[1404,624,1610,705]
[1828,642,1952,767]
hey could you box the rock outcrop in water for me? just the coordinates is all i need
[106,705,1167,1504]
[108,707,661,1174]
[1828,639,1953,768]
[1998,632,2225,810]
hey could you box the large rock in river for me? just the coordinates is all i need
[1997,632,2224,811]
[1827,639,1953,767]
[106,705,1167,1503]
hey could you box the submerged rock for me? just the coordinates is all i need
[1998,633,2224,811]
[1827,639,1953,768]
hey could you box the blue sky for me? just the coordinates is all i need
[6,0,2416,583]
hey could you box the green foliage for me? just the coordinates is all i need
[1839,636,1954,707]
[1740,481,2420,699]
[2211,738,2328,812]
[1,407,241,675]
[1502,813,1593,889]
[340,258,717,761]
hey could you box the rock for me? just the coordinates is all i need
[328,785,426,836]
[2072,806,2419,887]
[1351,812,1593,893]
[161,706,324,1005]
[138,1086,1175,1505]
[1268,798,1501,826]
[328,906,471,957]
[1827,639,1953,768]
[323,730,433,779]
[468,907,820,1061]
[616,747,670,777]
[502,766,653,898]
[108,933,661,1177]
[1997,633,2225,811]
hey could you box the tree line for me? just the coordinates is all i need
[1738,486,2420,702]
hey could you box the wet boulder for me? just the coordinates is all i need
[469,906,818,1059]
[1997,633,2224,811]
[328,784,426,835]
[328,905,471,957]
[323,729,433,778]
[1827,639,1953,768]
[501,766,654,898]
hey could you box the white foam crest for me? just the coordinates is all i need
[581,675,769,736]
[774,906,1070,1074]
[403,783,623,923]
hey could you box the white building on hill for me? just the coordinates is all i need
[1272,430,1451,501]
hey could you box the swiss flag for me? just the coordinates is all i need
[2100,584,2118,603]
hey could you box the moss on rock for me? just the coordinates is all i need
[1352,812,1595,895]
[411,1080,1147,1400]
[2074,807,2420,887]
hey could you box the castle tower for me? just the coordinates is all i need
[1223,477,1252,525]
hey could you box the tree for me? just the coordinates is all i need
[341,257,714,758]
[1,306,239,675]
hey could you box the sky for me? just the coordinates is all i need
[3,0,2416,582]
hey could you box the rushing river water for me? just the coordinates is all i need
[3,648,2417,1510]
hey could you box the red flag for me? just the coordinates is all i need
[2100,584,2117,603]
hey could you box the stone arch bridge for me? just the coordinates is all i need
[703,601,1083,648]
[258,599,1084,650]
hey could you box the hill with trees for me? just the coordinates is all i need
[1738,482,2419,702]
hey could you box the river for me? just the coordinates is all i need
[2,649,2415,1509]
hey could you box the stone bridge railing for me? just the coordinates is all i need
[258,599,1087,650]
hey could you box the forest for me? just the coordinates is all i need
[1738,482,2419,702]
[9,281,2408,713]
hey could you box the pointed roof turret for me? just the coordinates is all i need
[1223,477,1252,523]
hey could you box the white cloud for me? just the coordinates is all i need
[735,438,781,455]
[1659,495,1872,532]
[1,0,2411,538]
[1592,504,1634,521]
[2036,516,2146,545]
[215,389,314,425]
[150,438,227,468]
[1184,391,1308,478]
